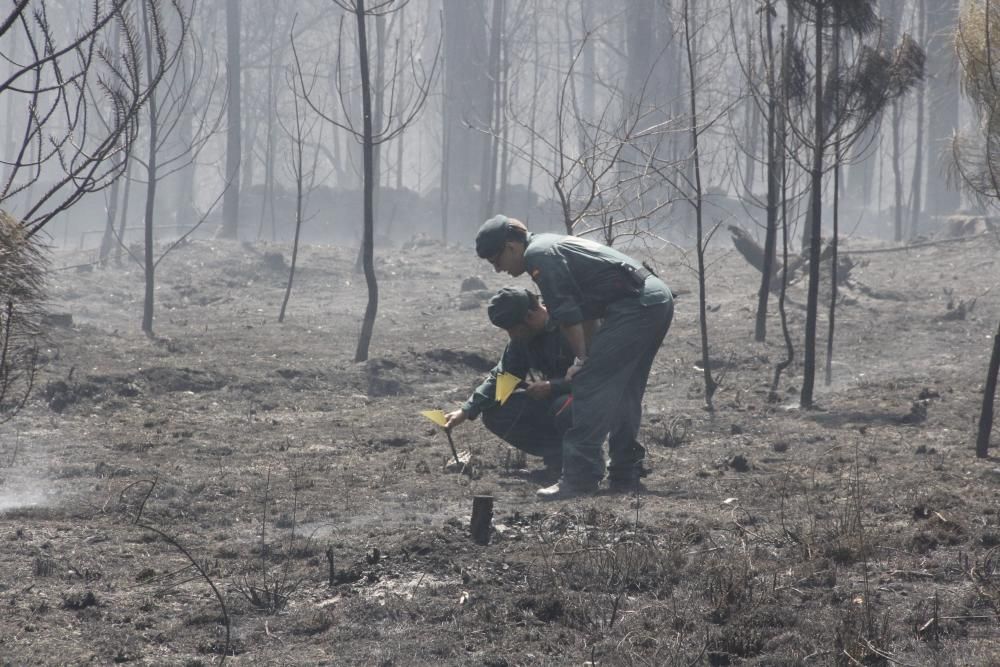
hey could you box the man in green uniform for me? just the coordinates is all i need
[444,287,575,481]
[475,215,673,499]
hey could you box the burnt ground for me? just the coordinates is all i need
[1,231,999,666]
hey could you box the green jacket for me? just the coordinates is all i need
[461,320,574,420]
[523,232,671,325]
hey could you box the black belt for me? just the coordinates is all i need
[617,262,654,294]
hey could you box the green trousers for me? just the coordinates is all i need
[482,392,573,469]
[562,296,673,484]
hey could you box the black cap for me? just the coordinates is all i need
[487,287,533,329]
[475,215,510,259]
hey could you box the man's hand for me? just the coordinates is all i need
[444,409,468,430]
[524,380,552,401]
[565,356,586,382]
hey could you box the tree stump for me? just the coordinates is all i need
[470,495,494,545]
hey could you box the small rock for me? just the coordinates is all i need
[262,251,287,271]
[62,590,98,610]
[459,293,481,310]
[728,454,751,472]
[42,312,74,328]
[460,276,488,292]
[899,400,928,425]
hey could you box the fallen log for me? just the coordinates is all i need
[728,225,834,289]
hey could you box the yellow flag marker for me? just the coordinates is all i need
[495,372,522,405]
[421,409,462,466]
[420,409,448,427]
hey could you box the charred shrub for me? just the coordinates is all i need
[62,589,98,610]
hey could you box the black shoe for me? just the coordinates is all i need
[536,477,599,500]
[608,462,651,480]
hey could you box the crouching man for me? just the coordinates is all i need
[444,287,574,482]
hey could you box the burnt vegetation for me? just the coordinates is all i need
[1,0,999,665]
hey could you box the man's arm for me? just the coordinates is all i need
[561,322,588,359]
[562,321,600,381]
[582,319,600,349]
[450,341,527,427]
[457,364,501,423]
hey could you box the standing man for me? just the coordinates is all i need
[475,215,673,499]
[445,287,575,482]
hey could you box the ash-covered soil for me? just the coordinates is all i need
[1,233,999,665]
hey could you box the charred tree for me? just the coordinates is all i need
[978,320,1000,458]
[220,0,242,239]
[756,2,781,342]
[925,0,961,217]
[133,2,222,335]
[771,28,794,399]
[354,0,377,361]
[785,0,923,407]
[683,0,717,411]
[800,0,825,409]
[955,2,1000,457]
[908,0,927,240]
[139,0,161,335]
[479,0,505,223]
[2,1,176,238]
[441,0,489,235]
[0,210,45,424]
[294,0,438,362]
[277,62,322,324]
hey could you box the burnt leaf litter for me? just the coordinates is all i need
[0,236,998,664]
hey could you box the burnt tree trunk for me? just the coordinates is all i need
[441,0,489,232]
[825,11,842,387]
[801,2,824,409]
[479,0,504,222]
[221,0,241,239]
[279,83,307,324]
[892,99,904,242]
[683,0,716,411]
[115,160,133,266]
[755,7,779,342]
[354,11,386,274]
[354,0,379,363]
[771,27,794,398]
[977,319,1000,458]
[141,1,158,336]
[908,0,927,240]
[925,0,961,217]
[98,18,123,265]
